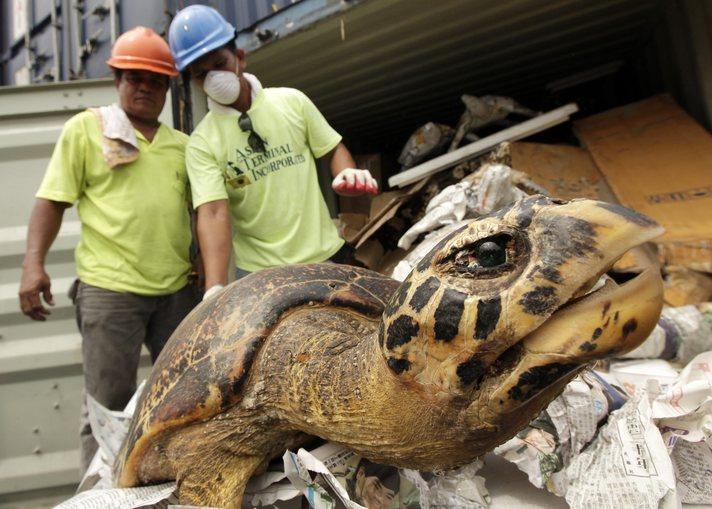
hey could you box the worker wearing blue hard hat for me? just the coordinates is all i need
[168,5,378,300]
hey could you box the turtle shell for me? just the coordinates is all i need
[115,263,398,485]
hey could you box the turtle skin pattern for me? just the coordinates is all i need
[115,264,398,485]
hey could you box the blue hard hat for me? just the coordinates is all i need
[168,4,236,71]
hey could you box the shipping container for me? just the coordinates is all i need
[1,0,711,507]
[0,0,300,86]
[0,79,173,508]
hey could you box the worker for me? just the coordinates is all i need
[167,5,379,300]
[17,27,199,472]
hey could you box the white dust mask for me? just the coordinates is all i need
[203,70,241,105]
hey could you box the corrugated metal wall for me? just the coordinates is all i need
[641,0,712,131]
[171,0,300,31]
[239,0,666,147]
[1,0,169,85]
[0,0,302,87]
[0,79,172,507]
[237,0,712,146]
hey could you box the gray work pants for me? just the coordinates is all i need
[73,281,199,474]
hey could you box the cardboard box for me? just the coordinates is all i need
[658,241,712,273]
[509,142,616,202]
[663,266,712,307]
[574,95,712,246]
[334,213,369,245]
[352,177,430,248]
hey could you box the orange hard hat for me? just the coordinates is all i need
[107,26,178,77]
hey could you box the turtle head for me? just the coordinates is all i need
[380,195,664,409]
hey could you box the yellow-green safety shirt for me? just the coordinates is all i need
[186,87,344,272]
[36,110,192,295]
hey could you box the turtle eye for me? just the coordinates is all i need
[476,240,506,267]
[452,234,513,273]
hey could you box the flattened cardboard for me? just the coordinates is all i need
[574,95,712,244]
[658,241,712,273]
[376,248,410,276]
[335,213,368,244]
[663,266,712,307]
[354,239,385,270]
[353,178,430,249]
[509,142,616,202]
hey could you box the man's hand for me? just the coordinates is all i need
[19,263,55,321]
[332,168,379,196]
[20,198,69,320]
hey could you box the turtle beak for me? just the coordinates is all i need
[487,267,663,413]
[484,200,665,414]
[507,199,665,333]
[542,200,664,293]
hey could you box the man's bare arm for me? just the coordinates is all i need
[196,199,232,292]
[19,198,70,320]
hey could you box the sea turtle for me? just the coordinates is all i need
[115,195,664,508]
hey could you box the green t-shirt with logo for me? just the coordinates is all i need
[36,110,192,295]
[186,87,344,272]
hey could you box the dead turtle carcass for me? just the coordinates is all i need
[115,196,664,508]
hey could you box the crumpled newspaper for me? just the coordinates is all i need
[396,163,526,251]
[54,483,177,509]
[495,349,712,508]
[608,358,680,397]
[283,446,365,509]
[402,461,490,509]
[566,352,712,507]
[650,351,712,504]
[564,390,677,509]
[494,372,626,496]
[396,181,476,251]
[285,443,489,509]
[56,382,182,508]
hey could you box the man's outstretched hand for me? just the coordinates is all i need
[332,168,379,196]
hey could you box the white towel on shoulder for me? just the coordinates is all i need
[88,103,140,168]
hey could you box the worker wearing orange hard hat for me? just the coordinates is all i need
[19,26,199,473]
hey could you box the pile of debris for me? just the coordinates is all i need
[337,94,712,307]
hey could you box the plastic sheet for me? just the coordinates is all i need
[396,163,525,252]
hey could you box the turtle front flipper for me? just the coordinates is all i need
[175,453,263,509]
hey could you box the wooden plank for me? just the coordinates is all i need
[575,94,712,244]
[388,103,579,188]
